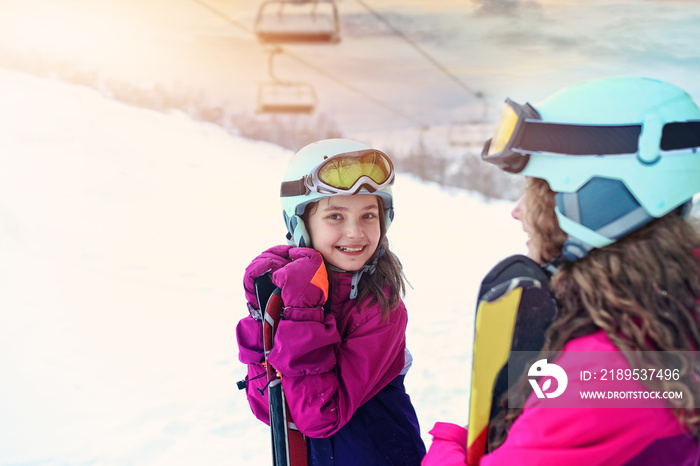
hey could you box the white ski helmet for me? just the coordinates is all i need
[280,138,395,247]
[482,76,700,261]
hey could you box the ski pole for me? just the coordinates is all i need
[262,288,308,466]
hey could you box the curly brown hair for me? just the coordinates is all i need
[489,177,700,451]
[522,177,568,263]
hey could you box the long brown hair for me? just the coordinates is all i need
[490,177,700,450]
[302,196,405,320]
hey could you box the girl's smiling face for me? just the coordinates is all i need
[306,194,381,271]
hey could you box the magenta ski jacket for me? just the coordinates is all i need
[422,330,700,466]
[236,255,409,439]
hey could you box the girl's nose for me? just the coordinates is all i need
[511,196,525,221]
[344,219,363,238]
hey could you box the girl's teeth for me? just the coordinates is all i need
[339,246,363,252]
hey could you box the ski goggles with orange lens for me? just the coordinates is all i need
[482,98,649,173]
[281,149,395,197]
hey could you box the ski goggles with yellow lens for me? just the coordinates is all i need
[281,149,395,197]
[481,98,652,173]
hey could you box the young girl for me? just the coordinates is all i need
[423,76,700,465]
[237,138,426,465]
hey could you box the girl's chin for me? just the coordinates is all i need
[525,243,543,264]
[327,255,367,272]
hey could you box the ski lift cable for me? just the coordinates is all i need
[353,0,487,106]
[280,49,426,125]
[188,0,428,126]
[190,0,253,34]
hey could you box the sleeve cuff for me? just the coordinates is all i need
[282,306,325,322]
[429,422,468,445]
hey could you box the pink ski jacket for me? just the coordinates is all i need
[237,268,408,438]
[422,330,700,465]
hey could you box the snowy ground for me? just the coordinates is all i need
[0,68,525,465]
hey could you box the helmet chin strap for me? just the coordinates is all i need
[542,241,589,275]
[284,212,311,247]
[328,244,386,299]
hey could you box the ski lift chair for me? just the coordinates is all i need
[254,0,341,44]
[256,46,319,114]
[257,81,318,114]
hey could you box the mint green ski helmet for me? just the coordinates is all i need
[482,76,700,261]
[280,138,395,247]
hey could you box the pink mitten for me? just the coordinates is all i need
[271,247,329,321]
[243,244,293,310]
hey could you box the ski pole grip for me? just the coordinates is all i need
[266,287,284,329]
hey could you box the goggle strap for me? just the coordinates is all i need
[516,120,700,155]
[280,178,308,197]
[518,121,641,155]
[661,121,700,150]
